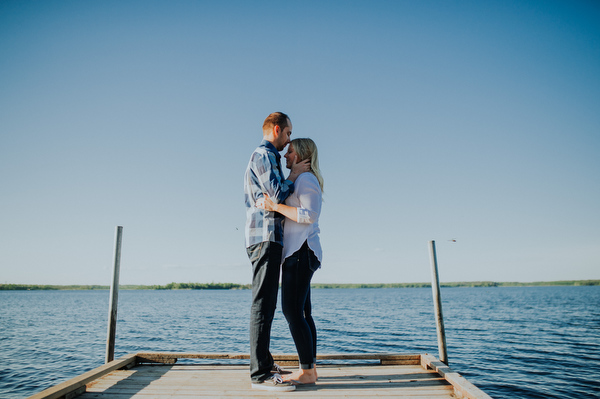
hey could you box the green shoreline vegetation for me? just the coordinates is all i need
[1,280,598,291]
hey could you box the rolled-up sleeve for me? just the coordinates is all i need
[295,176,321,224]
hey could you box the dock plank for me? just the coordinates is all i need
[81,364,457,398]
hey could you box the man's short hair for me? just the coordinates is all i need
[263,112,290,132]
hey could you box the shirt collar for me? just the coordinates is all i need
[260,139,280,159]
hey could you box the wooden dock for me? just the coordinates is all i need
[28,352,491,399]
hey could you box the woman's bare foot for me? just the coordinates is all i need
[283,367,317,384]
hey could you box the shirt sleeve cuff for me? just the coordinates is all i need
[297,208,311,224]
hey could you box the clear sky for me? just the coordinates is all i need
[1,0,599,286]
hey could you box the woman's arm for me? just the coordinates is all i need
[256,175,321,223]
[255,194,300,222]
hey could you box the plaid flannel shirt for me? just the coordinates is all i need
[244,140,294,248]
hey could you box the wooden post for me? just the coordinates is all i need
[428,240,448,365]
[106,226,123,363]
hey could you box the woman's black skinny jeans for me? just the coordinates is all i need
[281,241,319,369]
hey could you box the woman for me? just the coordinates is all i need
[256,138,323,385]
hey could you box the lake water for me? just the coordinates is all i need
[1,286,599,398]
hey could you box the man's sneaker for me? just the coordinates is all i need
[251,373,296,391]
[272,363,292,375]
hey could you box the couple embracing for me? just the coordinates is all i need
[244,112,324,392]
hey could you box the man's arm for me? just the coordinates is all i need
[251,151,293,204]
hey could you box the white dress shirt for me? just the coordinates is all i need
[282,172,322,264]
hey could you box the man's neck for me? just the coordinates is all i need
[263,134,276,145]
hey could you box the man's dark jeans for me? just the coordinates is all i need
[247,241,282,382]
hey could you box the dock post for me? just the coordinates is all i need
[105,226,123,363]
[428,240,448,365]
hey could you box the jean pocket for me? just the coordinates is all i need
[308,250,321,272]
[247,242,265,264]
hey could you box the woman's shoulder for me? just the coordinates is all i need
[295,172,321,193]
[297,172,319,184]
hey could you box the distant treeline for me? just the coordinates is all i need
[1,280,598,291]
[157,282,251,290]
[0,283,251,291]
[311,280,600,289]
[0,284,108,290]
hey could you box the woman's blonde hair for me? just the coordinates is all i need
[291,138,324,193]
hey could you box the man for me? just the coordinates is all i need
[244,112,309,391]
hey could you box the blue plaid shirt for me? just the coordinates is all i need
[244,140,294,248]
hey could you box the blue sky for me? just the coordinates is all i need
[1,0,599,285]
